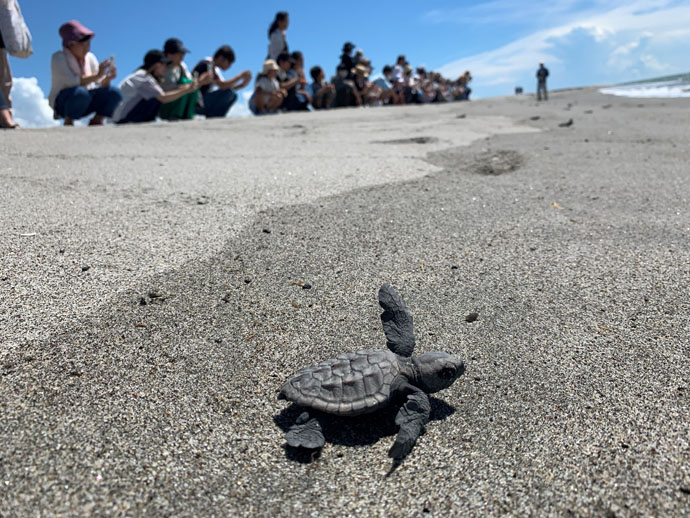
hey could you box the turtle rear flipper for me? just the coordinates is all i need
[378,284,415,357]
[286,411,325,450]
[388,388,430,459]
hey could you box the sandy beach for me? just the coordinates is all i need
[1,88,689,516]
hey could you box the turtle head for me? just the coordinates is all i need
[413,352,465,393]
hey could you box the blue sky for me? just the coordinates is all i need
[7,0,690,126]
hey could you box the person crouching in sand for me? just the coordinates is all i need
[192,45,252,118]
[249,59,284,115]
[48,20,122,126]
[112,50,210,124]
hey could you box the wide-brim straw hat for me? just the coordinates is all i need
[262,59,279,74]
[351,64,369,77]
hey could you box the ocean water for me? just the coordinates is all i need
[600,72,690,98]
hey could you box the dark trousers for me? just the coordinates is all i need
[537,81,548,101]
[199,89,237,118]
[0,89,8,111]
[55,86,122,119]
[117,98,162,124]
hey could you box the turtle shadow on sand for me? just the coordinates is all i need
[274,397,456,464]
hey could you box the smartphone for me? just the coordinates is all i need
[103,55,115,76]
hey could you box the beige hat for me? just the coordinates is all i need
[351,64,369,77]
[262,59,279,74]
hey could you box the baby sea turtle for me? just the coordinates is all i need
[278,284,465,459]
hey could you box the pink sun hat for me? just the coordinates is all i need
[59,20,95,48]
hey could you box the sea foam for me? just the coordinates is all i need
[600,73,690,98]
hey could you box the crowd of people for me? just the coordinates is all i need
[249,12,472,115]
[44,20,254,126]
[0,8,474,128]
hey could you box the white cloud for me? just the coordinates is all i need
[227,90,253,118]
[423,0,601,26]
[436,0,690,96]
[612,40,641,56]
[10,77,59,128]
[640,53,671,71]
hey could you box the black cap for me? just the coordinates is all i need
[164,38,190,55]
[143,49,171,69]
[342,41,355,51]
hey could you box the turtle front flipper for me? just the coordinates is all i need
[378,284,416,357]
[286,411,325,450]
[388,389,431,459]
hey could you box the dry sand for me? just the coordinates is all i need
[1,88,689,517]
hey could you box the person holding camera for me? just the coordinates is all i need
[112,49,210,124]
[193,45,252,118]
[48,20,122,126]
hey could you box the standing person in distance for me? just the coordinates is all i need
[339,42,356,79]
[112,49,210,124]
[193,45,252,118]
[267,11,288,61]
[48,20,122,126]
[537,62,549,101]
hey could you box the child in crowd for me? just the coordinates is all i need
[352,64,377,106]
[308,66,335,109]
[287,51,311,110]
[192,45,252,118]
[112,49,210,124]
[275,52,303,111]
[248,59,284,115]
[158,38,196,121]
[371,65,403,105]
[267,11,289,60]
[333,67,358,107]
[456,71,472,100]
[48,20,122,126]
[353,48,363,66]
[339,42,356,79]
[391,55,407,85]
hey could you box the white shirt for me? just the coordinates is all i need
[112,69,163,123]
[197,57,224,93]
[48,50,98,108]
[268,30,287,60]
[256,75,279,94]
[391,65,404,84]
